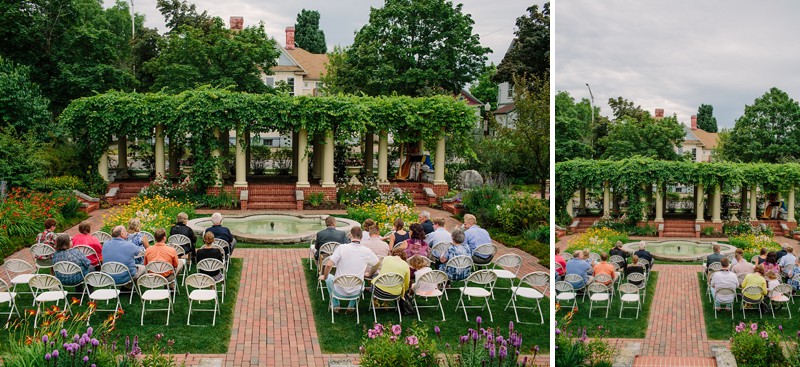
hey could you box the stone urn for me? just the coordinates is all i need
[345,166,363,185]
[182,165,193,175]
[729,208,739,222]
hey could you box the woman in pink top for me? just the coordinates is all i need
[402,223,430,259]
[71,222,103,270]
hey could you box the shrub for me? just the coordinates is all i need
[306,192,325,207]
[102,196,195,234]
[201,188,238,209]
[723,221,773,237]
[728,234,781,259]
[440,318,539,367]
[30,176,86,193]
[565,227,628,254]
[524,226,550,244]
[729,322,785,367]
[359,323,437,367]
[555,308,616,367]
[139,176,195,203]
[337,179,414,208]
[0,128,47,188]
[495,194,548,234]
[489,229,549,267]
[461,185,511,228]
[347,202,417,235]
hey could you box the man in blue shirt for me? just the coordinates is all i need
[205,212,236,255]
[565,251,593,289]
[463,214,494,265]
[102,225,145,285]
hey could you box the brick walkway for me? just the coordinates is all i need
[3,207,549,366]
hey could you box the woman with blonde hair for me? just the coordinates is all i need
[196,231,225,281]
[127,218,149,265]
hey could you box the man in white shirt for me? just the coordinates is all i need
[778,246,797,277]
[319,226,379,310]
[362,226,390,257]
[710,258,739,309]
[425,218,452,247]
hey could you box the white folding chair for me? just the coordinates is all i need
[370,272,405,323]
[706,263,722,300]
[609,255,624,267]
[137,274,172,326]
[429,242,453,262]
[82,272,121,325]
[168,234,194,264]
[472,244,498,270]
[490,253,523,299]
[3,259,36,305]
[564,274,588,302]
[782,264,795,281]
[141,231,156,245]
[30,243,55,273]
[741,285,764,319]
[91,231,112,244]
[330,275,364,324]
[593,274,615,301]
[555,281,577,310]
[407,255,432,268]
[589,252,601,264]
[618,283,641,319]
[53,261,87,305]
[213,239,232,272]
[29,275,70,328]
[316,242,340,300]
[308,236,317,270]
[185,273,219,326]
[0,278,19,327]
[505,272,547,324]
[562,252,573,261]
[588,283,611,318]
[196,258,226,303]
[145,261,179,304]
[443,255,473,300]
[770,283,792,319]
[638,258,651,280]
[712,287,736,320]
[456,270,497,322]
[74,246,99,266]
[101,262,137,304]
[626,272,647,299]
[412,270,448,321]
[751,255,759,265]
[168,244,189,285]
[554,262,564,281]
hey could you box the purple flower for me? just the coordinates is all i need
[476,316,482,326]
[73,334,80,342]
[459,335,468,345]
[499,345,507,359]
[92,365,96,367]
[534,345,540,354]
[45,353,51,361]
[52,350,59,358]
[779,325,783,332]
[83,356,89,363]
[60,329,68,338]
[509,321,514,331]
[434,326,440,337]
[489,346,496,358]
[91,338,99,347]
[87,327,93,337]
[42,335,48,344]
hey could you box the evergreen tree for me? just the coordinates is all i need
[294,9,327,54]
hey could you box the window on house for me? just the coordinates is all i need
[287,77,295,96]
[507,84,513,98]
[692,148,697,160]
[265,76,274,88]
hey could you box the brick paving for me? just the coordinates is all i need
[3,206,549,366]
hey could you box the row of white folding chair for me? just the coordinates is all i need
[472,243,498,270]
[0,278,19,327]
[316,242,341,300]
[504,272,547,324]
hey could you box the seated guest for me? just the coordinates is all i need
[144,228,183,283]
[367,248,410,300]
[387,219,410,249]
[463,214,494,265]
[71,222,103,270]
[401,223,430,259]
[438,229,472,281]
[730,249,754,277]
[787,257,800,291]
[566,251,593,289]
[34,218,58,267]
[102,226,146,285]
[756,248,768,264]
[313,216,348,260]
[763,251,781,275]
[126,218,150,265]
[766,271,781,300]
[52,234,91,290]
[778,246,796,276]
[555,247,567,280]
[741,265,768,310]
[593,253,616,285]
[196,232,225,281]
[609,241,628,270]
[205,212,236,255]
[362,226,390,257]
[425,217,452,248]
[705,244,724,274]
[361,218,376,242]
[710,258,738,309]
[634,243,653,271]
[776,244,789,262]
[418,211,434,235]
[409,255,436,296]
[169,212,197,263]
[624,255,646,286]
[319,227,380,310]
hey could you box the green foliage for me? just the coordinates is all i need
[359,323,438,367]
[328,0,490,97]
[31,176,86,193]
[489,229,549,267]
[565,227,629,254]
[730,323,785,367]
[495,195,548,234]
[728,234,781,259]
[722,87,800,163]
[306,192,325,207]
[599,99,685,161]
[294,9,327,54]
[503,74,549,193]
[249,144,271,175]
[555,90,598,162]
[201,189,238,209]
[468,64,498,110]
[696,103,718,133]
[157,0,215,33]
[494,3,550,83]
[439,321,536,367]
[524,226,550,244]
[0,56,51,137]
[461,185,511,228]
[555,312,617,367]
[139,177,196,203]
[347,202,417,236]
[0,129,47,188]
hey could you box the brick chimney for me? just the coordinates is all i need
[691,115,698,130]
[654,108,664,119]
[285,27,295,50]
[230,16,243,31]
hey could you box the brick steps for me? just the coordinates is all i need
[247,202,298,210]
[663,220,697,237]
[248,194,296,203]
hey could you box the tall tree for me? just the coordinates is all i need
[555,91,595,162]
[721,87,800,163]
[469,64,498,109]
[493,3,549,83]
[326,0,490,96]
[0,57,52,138]
[600,97,685,161]
[294,9,327,54]
[696,103,718,132]
[156,0,215,33]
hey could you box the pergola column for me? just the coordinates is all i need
[98,151,109,182]
[706,188,714,218]
[603,182,611,217]
[788,186,796,223]
[433,129,446,185]
[291,131,299,176]
[712,184,722,223]
[654,186,664,223]
[296,129,310,187]
[212,128,222,187]
[321,130,335,187]
[364,133,374,176]
[118,136,128,178]
[749,185,758,221]
[566,193,574,217]
[234,129,247,188]
[740,186,747,217]
[155,124,165,178]
[695,184,705,222]
[378,130,389,184]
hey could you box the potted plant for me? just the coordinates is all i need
[180,155,196,175]
[344,155,363,185]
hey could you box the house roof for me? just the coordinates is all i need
[682,124,719,149]
[493,103,516,115]
[457,89,483,106]
[286,48,328,80]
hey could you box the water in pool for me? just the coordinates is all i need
[647,241,714,256]
[195,217,341,235]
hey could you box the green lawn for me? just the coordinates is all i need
[302,259,548,354]
[698,273,794,340]
[2,258,242,355]
[556,272,659,338]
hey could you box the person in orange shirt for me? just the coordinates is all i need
[593,253,616,285]
[144,228,183,283]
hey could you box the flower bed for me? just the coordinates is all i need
[101,196,195,234]
[730,322,800,366]
[565,227,628,254]
[347,202,417,235]
[728,234,781,259]
[0,188,85,257]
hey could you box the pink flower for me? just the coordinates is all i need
[751,323,758,332]
[761,331,769,339]
[392,325,402,336]
[406,336,419,346]
[390,336,397,342]
[367,330,377,339]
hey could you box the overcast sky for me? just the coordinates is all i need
[555,0,800,129]
[106,0,538,66]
